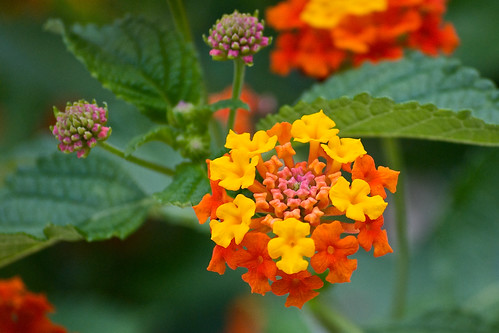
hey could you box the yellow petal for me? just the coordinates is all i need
[268,218,315,274]
[322,137,366,164]
[301,0,388,29]
[210,150,258,191]
[291,110,339,144]
[210,194,255,247]
[225,130,277,156]
[329,177,387,222]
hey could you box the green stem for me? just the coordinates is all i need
[166,0,193,43]
[166,0,208,104]
[381,138,409,319]
[98,141,175,176]
[308,297,364,333]
[226,58,246,135]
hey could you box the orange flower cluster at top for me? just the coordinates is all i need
[266,0,459,79]
[210,85,276,134]
[0,277,67,333]
[193,111,399,308]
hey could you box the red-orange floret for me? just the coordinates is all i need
[351,154,399,199]
[310,221,359,284]
[271,270,324,308]
[0,277,67,333]
[193,179,232,224]
[355,216,393,257]
[233,232,277,295]
[207,241,241,275]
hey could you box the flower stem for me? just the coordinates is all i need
[98,141,175,176]
[381,138,409,319]
[308,296,364,333]
[166,0,193,43]
[226,58,246,135]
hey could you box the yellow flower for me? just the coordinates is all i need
[322,136,367,164]
[267,218,315,274]
[329,177,387,222]
[225,130,278,157]
[210,194,256,247]
[291,110,339,143]
[300,0,388,29]
[210,149,259,191]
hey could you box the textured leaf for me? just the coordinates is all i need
[46,16,204,123]
[366,308,496,333]
[300,52,499,125]
[258,94,499,146]
[125,125,177,157]
[0,154,154,267]
[154,163,210,207]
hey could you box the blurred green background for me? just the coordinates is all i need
[1,0,498,332]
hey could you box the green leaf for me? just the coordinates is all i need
[208,99,250,113]
[300,52,499,125]
[125,125,178,157]
[154,163,210,207]
[258,94,499,146]
[46,16,204,123]
[0,154,153,267]
[366,308,496,333]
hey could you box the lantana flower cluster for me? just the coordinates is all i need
[194,111,399,308]
[266,0,459,79]
[0,277,67,333]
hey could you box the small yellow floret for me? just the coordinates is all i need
[210,194,256,248]
[291,110,339,144]
[322,136,366,164]
[267,218,315,274]
[301,0,388,29]
[210,149,259,191]
[225,130,278,157]
[329,177,387,222]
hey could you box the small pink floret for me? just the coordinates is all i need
[228,49,239,57]
[242,55,253,64]
[98,127,110,138]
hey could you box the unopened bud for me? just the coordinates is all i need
[203,10,271,66]
[50,100,111,158]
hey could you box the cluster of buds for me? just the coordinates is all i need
[194,111,399,308]
[204,10,271,66]
[50,100,111,158]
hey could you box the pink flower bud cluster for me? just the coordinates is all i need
[204,10,271,66]
[50,100,111,158]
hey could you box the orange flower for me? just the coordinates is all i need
[271,270,324,308]
[351,154,399,199]
[210,85,276,134]
[0,277,67,333]
[198,111,398,307]
[266,0,459,79]
[193,160,232,224]
[207,241,241,275]
[193,180,232,224]
[311,221,359,284]
[355,216,393,257]
[233,232,277,295]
